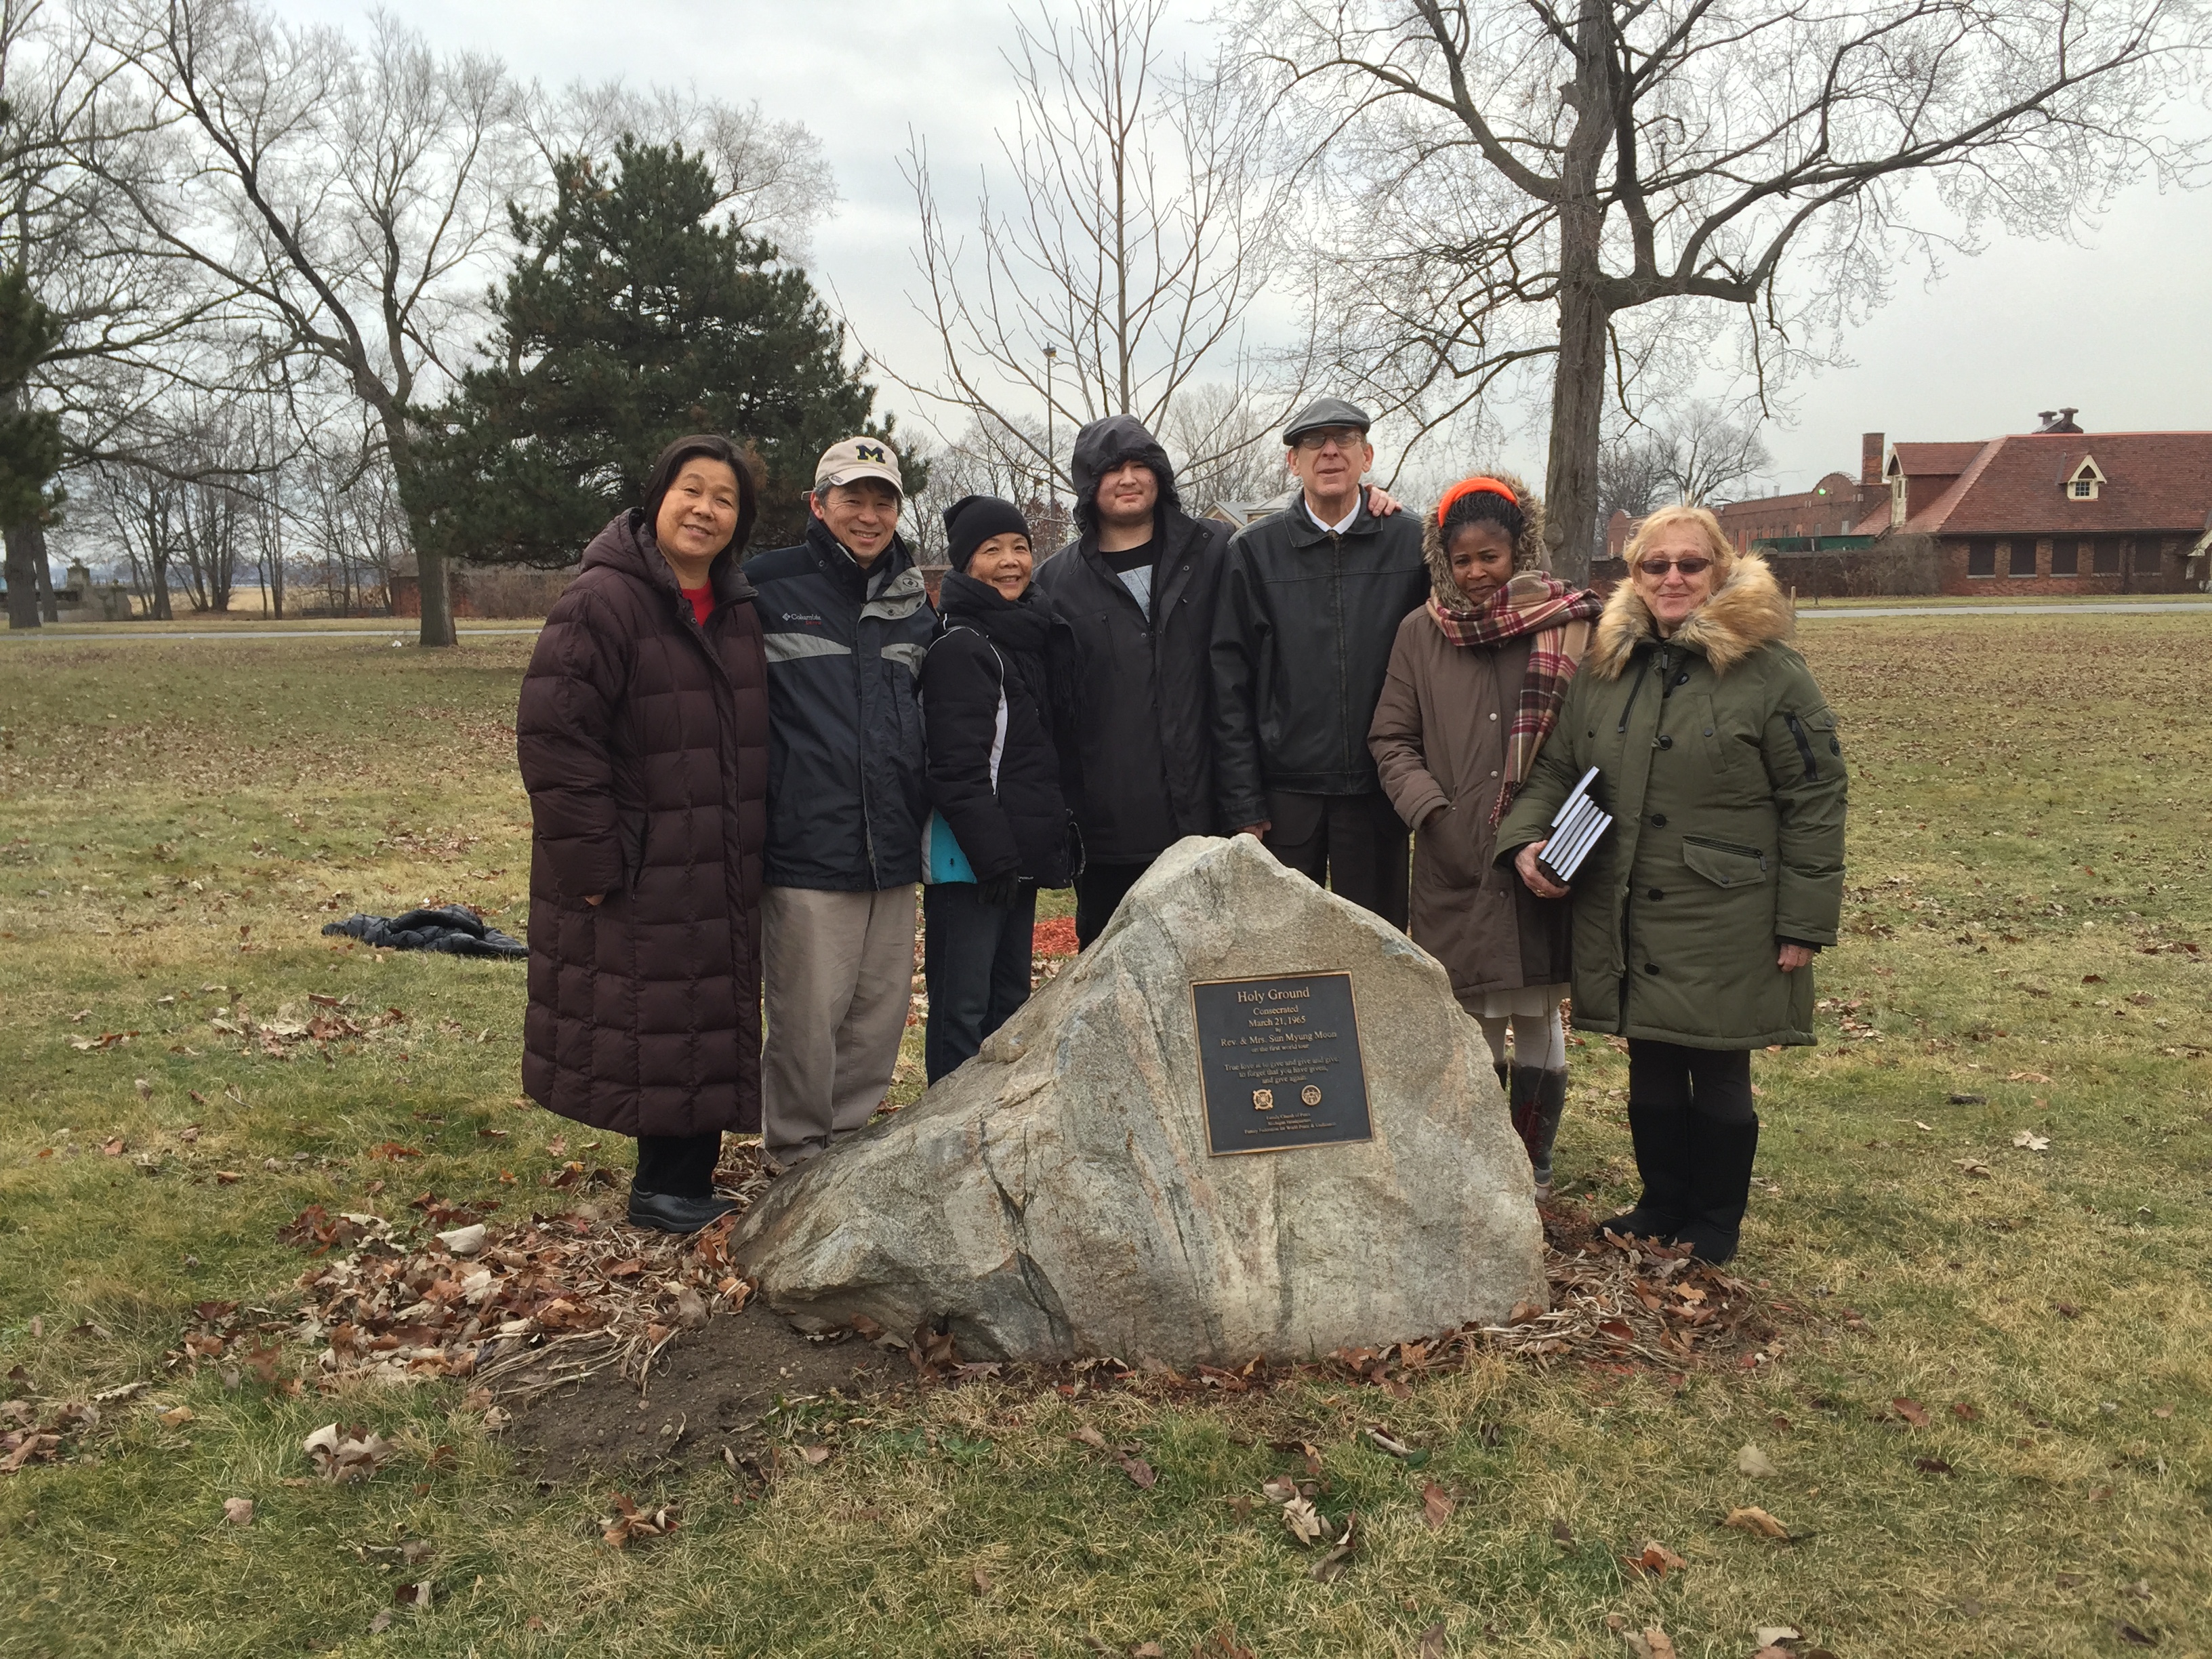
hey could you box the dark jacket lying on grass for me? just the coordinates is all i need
[321,907,528,958]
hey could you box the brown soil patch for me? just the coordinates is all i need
[510,1303,903,1484]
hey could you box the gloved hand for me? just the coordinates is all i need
[976,870,1023,909]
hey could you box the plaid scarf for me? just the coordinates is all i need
[1428,573,1604,824]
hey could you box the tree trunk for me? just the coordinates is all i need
[1539,0,1615,590]
[31,525,56,621]
[3,520,41,630]
[387,424,455,647]
[1543,260,1610,588]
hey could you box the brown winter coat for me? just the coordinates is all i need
[1368,476,1584,1008]
[517,512,771,1137]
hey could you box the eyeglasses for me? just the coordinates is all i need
[1293,428,1367,453]
[1637,556,1713,577]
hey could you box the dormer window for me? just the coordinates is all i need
[2066,455,2105,501]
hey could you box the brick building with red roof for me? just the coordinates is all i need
[1855,411,2212,595]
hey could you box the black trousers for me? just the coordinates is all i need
[1073,860,1151,949]
[1626,1040,1756,1124]
[1263,790,1410,931]
[634,1132,722,1198]
[923,880,1038,1084]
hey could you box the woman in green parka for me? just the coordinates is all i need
[1494,504,1847,1263]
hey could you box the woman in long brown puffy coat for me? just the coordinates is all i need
[1369,474,1602,1199]
[516,435,771,1234]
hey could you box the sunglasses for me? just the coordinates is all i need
[1637,556,1713,576]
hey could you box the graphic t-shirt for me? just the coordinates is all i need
[1104,538,1156,619]
[682,587,715,627]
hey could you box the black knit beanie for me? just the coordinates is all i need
[943,494,1032,572]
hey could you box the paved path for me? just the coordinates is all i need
[3,626,546,640]
[1798,600,2212,619]
[9,602,2211,642]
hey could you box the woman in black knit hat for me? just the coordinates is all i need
[919,495,1080,1082]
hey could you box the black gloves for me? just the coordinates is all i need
[976,870,1023,909]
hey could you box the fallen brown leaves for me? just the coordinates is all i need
[249,1149,774,1403]
[1621,1540,1688,1578]
[0,1397,100,1474]
[600,1492,678,1548]
[303,1422,394,1482]
[1420,1481,1455,1530]
[1723,1505,1791,1541]
[1606,1615,1677,1658]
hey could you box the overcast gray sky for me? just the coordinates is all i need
[293,0,2212,497]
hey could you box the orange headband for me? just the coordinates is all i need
[1435,476,1519,527]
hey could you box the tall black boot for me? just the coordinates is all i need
[1595,1101,1694,1243]
[1509,1066,1570,1200]
[1673,1113,1760,1265]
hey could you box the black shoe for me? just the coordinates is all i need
[1509,1066,1570,1198]
[1672,1114,1760,1264]
[1492,1059,1511,1095]
[627,1188,740,1234]
[1596,1100,1694,1242]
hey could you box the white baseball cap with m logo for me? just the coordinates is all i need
[814,436,904,495]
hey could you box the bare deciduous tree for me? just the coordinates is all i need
[1240,0,2210,579]
[1155,382,1290,515]
[3,0,241,628]
[1653,400,1771,506]
[81,0,533,644]
[541,81,835,259]
[903,0,1292,492]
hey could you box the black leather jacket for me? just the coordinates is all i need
[1210,498,1429,825]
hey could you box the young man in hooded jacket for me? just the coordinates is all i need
[1031,415,1231,946]
[745,438,936,1168]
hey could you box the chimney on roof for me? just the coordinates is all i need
[2035,408,2084,434]
[1860,432,1884,486]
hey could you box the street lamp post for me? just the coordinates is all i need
[1042,343,1058,514]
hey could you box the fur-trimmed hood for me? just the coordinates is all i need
[1422,469,1547,613]
[1588,552,1793,679]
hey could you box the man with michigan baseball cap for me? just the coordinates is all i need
[746,435,937,1168]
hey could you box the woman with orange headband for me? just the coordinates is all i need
[1368,473,1603,1199]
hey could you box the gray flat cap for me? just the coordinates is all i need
[1282,396,1373,445]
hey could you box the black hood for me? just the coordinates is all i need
[1069,415,1182,536]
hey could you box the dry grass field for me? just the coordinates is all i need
[0,615,2207,1658]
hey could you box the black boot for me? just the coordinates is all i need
[1509,1067,1570,1199]
[627,1188,740,1234]
[1595,1101,1694,1243]
[1492,1059,1511,1095]
[1673,1114,1760,1265]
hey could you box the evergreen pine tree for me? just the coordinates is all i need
[0,268,64,528]
[419,140,901,562]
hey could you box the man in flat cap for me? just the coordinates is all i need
[1210,398,1429,927]
[747,436,936,1168]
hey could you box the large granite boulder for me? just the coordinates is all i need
[734,834,1547,1364]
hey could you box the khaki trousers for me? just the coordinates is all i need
[760,884,916,1165]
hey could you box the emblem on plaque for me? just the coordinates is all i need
[1251,1088,1274,1110]
[1300,1084,1322,1107]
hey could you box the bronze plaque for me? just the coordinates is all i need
[1191,972,1373,1155]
